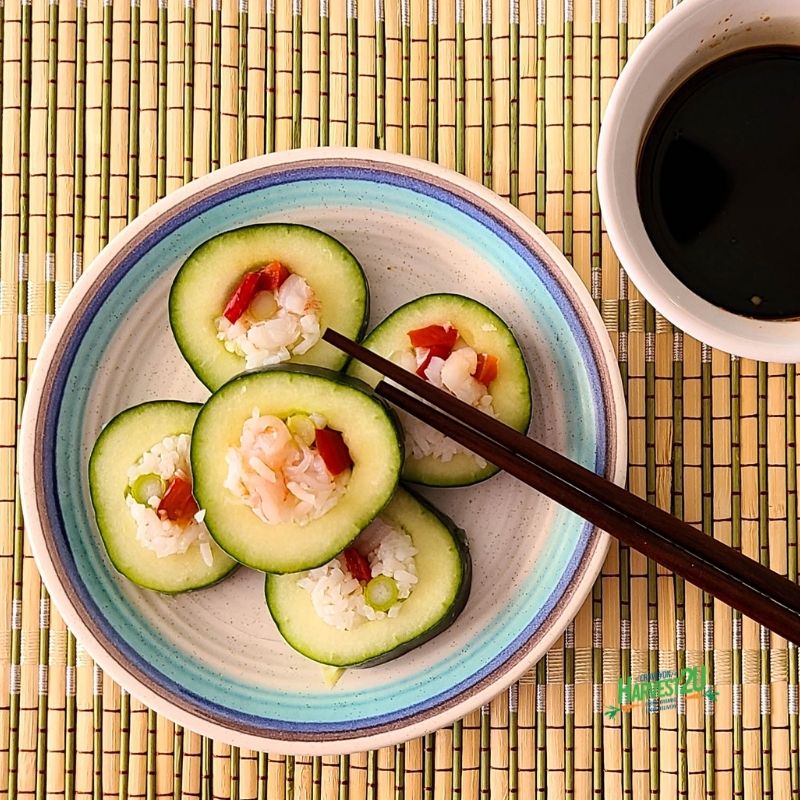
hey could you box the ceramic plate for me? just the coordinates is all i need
[20,149,626,754]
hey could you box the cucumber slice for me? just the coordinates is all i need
[88,401,238,594]
[266,487,472,667]
[347,294,532,486]
[190,366,403,573]
[169,224,369,390]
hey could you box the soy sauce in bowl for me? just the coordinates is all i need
[637,46,800,320]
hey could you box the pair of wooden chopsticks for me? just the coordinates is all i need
[323,328,800,644]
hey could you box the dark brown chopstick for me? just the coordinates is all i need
[323,328,800,643]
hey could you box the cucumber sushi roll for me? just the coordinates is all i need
[347,294,532,486]
[266,487,472,667]
[190,366,403,574]
[88,401,238,593]
[169,224,369,391]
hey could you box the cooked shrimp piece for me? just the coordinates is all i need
[278,274,320,315]
[440,347,486,406]
[225,410,351,526]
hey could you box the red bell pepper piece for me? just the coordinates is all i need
[343,548,372,582]
[408,324,459,350]
[261,261,290,291]
[222,262,291,323]
[315,427,353,475]
[473,353,499,385]
[157,475,200,522]
[223,271,263,323]
[415,344,452,379]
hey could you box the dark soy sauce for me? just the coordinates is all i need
[637,46,800,319]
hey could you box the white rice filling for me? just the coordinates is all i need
[125,434,214,567]
[390,329,496,466]
[224,410,350,526]
[216,273,321,369]
[297,520,418,631]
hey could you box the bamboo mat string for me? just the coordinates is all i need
[8,0,32,796]
[35,580,49,800]
[645,309,659,800]
[448,1,465,793]
[588,0,608,792]
[390,2,412,792]
[622,5,645,788]
[156,0,167,192]
[117,2,139,796]
[291,0,302,149]
[345,0,356,147]
[533,2,546,797]
[422,4,437,795]
[614,5,637,799]
[184,0,194,183]
[63,14,88,800]
[730,354,744,800]
[72,0,87,285]
[508,0,518,207]
[672,331,689,800]
[33,2,59,798]
[637,4,663,798]
[788,362,799,800]
[700,342,715,800]
[399,0,409,154]
[488,0,517,789]
[237,0,246,160]
[210,1,221,169]
[560,0,576,794]
[340,0,356,790]
[93,4,114,799]
[507,2,521,797]
[757,361,772,799]
[657,0,688,795]
[153,2,187,794]
[479,0,489,188]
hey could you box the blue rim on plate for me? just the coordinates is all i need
[20,150,626,752]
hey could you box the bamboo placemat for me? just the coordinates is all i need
[1,0,797,798]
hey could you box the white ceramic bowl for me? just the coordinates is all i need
[20,149,627,754]
[598,0,800,362]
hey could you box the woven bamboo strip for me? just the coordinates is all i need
[560,1,576,795]
[533,0,550,788]
[59,11,87,800]
[489,3,514,795]
[612,5,636,793]
[272,0,291,152]
[299,0,318,148]
[136,0,157,211]
[8,1,33,798]
[0,0,12,768]
[32,3,59,799]
[117,1,138,795]
[245,0,263,160]
[19,3,46,798]
[758,362,772,798]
